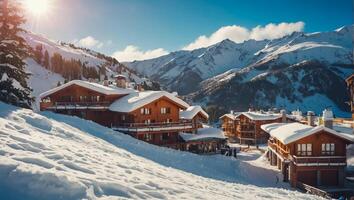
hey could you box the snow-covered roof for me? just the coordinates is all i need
[286,114,304,122]
[261,122,354,145]
[109,91,190,113]
[180,106,209,120]
[219,113,240,120]
[39,80,134,98]
[179,127,226,142]
[241,112,282,121]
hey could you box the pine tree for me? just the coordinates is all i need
[34,44,43,64]
[43,50,49,69]
[0,0,33,108]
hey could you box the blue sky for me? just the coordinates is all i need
[25,0,353,61]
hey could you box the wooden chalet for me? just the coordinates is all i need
[220,110,298,145]
[261,111,354,197]
[40,79,225,153]
[179,127,227,154]
[346,74,354,119]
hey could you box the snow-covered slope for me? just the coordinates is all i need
[126,25,353,118]
[25,58,65,110]
[0,102,321,200]
[22,31,156,109]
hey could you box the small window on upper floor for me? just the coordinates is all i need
[140,108,151,115]
[321,143,335,155]
[161,107,166,114]
[297,143,312,156]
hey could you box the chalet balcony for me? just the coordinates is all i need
[112,121,194,133]
[40,101,111,110]
[268,141,290,158]
[290,155,347,166]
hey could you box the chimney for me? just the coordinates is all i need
[322,109,333,129]
[307,111,315,126]
[230,110,234,115]
[280,109,287,123]
[115,74,127,88]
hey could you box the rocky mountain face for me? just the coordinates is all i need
[125,25,353,119]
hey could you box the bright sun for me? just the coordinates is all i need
[24,0,50,16]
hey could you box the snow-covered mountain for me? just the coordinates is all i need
[125,25,353,118]
[22,32,157,109]
[0,102,324,199]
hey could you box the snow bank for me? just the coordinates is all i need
[0,102,322,199]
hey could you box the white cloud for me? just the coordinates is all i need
[183,22,305,50]
[112,45,169,62]
[73,36,108,49]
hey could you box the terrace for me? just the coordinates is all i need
[40,101,111,110]
[111,121,194,133]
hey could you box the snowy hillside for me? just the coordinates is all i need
[22,31,156,109]
[125,25,353,118]
[0,102,322,200]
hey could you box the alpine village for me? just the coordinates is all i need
[0,0,353,199]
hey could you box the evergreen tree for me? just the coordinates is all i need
[43,50,49,69]
[34,44,43,64]
[0,0,33,108]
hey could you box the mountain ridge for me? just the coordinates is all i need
[125,25,353,119]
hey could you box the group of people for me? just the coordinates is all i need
[221,145,239,158]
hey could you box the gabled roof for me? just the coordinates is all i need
[39,80,134,98]
[345,73,354,83]
[109,91,190,113]
[219,113,240,120]
[261,122,354,145]
[180,106,209,120]
[179,127,226,142]
[240,112,282,121]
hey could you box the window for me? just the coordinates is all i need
[166,118,171,123]
[141,108,151,115]
[297,143,312,156]
[79,96,87,102]
[322,143,335,155]
[121,115,126,121]
[161,107,166,114]
[144,119,151,125]
[166,107,171,114]
[91,96,100,102]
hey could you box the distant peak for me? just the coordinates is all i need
[335,24,353,33]
[219,38,236,45]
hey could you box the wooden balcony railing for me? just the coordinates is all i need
[41,101,111,110]
[268,141,290,158]
[296,182,331,199]
[291,155,347,166]
[112,121,195,133]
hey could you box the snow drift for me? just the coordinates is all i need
[0,102,321,200]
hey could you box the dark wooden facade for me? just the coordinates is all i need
[40,83,202,148]
[346,74,354,119]
[221,113,294,144]
[266,130,351,190]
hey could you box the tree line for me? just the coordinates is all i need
[33,44,105,81]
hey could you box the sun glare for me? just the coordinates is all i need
[24,0,50,16]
